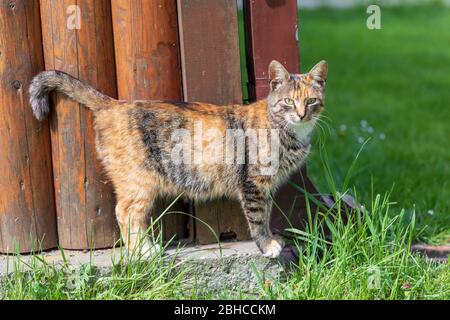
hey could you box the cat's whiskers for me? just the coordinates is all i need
[314,116,331,135]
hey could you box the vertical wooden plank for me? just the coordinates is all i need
[243,0,322,234]
[244,0,300,100]
[177,0,250,244]
[40,0,119,249]
[111,0,182,100]
[111,0,189,242]
[0,0,57,253]
[178,0,243,105]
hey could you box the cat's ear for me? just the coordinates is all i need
[308,60,327,87]
[269,60,289,91]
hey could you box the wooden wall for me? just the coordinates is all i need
[0,0,57,253]
[0,0,322,252]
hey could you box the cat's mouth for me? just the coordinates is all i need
[288,119,302,125]
[287,116,311,125]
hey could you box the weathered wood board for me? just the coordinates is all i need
[0,0,57,253]
[40,0,119,249]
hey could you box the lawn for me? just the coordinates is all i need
[2,4,449,300]
[300,5,450,244]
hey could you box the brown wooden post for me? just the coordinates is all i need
[111,0,189,242]
[39,0,119,249]
[177,0,250,244]
[243,0,323,235]
[0,0,57,253]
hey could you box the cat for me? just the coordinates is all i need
[29,60,327,258]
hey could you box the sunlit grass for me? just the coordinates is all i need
[0,227,189,300]
[263,137,450,300]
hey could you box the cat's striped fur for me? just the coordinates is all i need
[29,60,327,258]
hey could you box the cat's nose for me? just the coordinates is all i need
[297,105,307,119]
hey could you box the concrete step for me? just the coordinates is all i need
[0,241,283,294]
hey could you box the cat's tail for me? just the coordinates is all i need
[29,70,117,121]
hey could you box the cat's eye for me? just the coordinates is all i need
[284,98,294,105]
[305,98,318,106]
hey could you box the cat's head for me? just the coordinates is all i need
[267,60,327,125]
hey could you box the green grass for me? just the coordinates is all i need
[2,4,449,301]
[300,5,450,244]
[260,193,450,299]
[1,231,190,299]
[2,171,449,299]
[2,251,184,299]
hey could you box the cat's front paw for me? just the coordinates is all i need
[127,239,162,261]
[139,241,162,260]
[257,235,284,258]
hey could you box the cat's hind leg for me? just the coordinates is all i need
[115,189,161,259]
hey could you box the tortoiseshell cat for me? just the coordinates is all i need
[29,60,327,258]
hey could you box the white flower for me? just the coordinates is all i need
[379,133,386,140]
[360,120,368,129]
[427,210,435,216]
[367,126,374,134]
[339,124,347,132]
[357,137,365,144]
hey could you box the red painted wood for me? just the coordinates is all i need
[244,0,300,101]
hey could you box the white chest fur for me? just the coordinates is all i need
[292,120,316,140]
